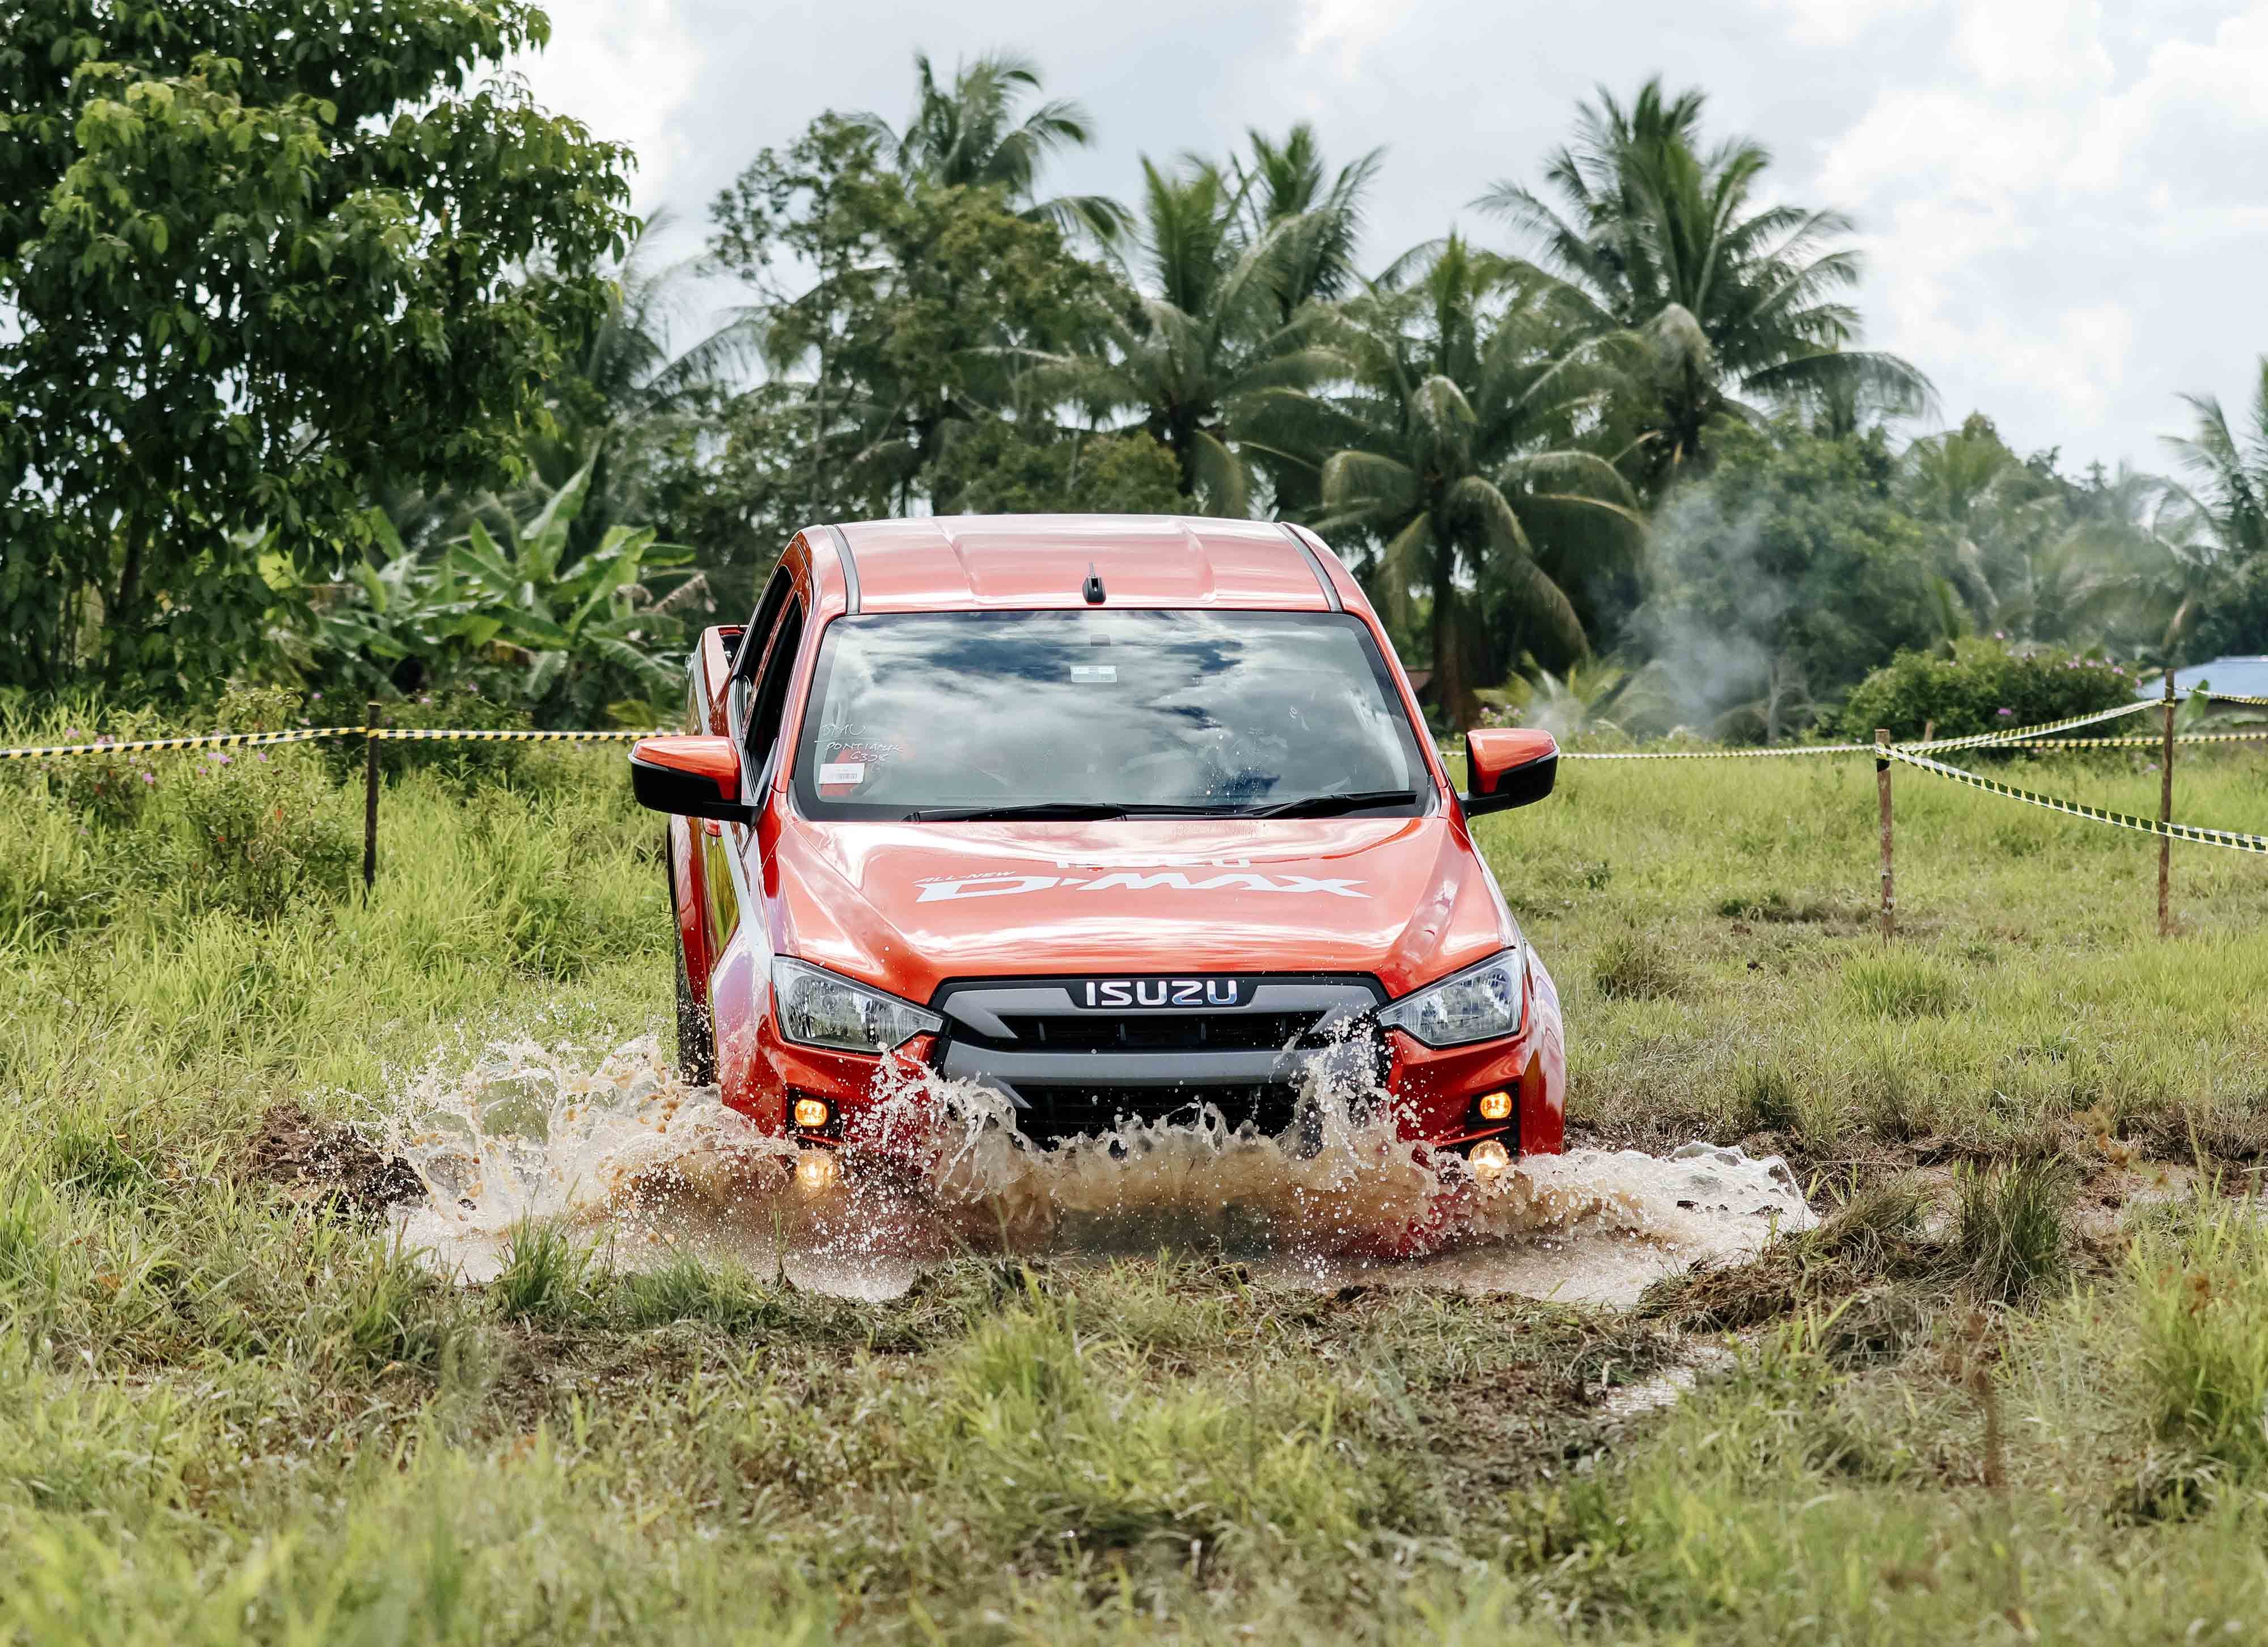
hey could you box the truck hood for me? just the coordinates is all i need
[768,812,1515,1005]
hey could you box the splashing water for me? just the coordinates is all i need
[383,1036,1813,1307]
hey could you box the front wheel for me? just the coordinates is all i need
[668,845,717,1087]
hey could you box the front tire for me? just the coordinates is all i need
[668,845,717,1087]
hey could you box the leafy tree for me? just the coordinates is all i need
[0,0,634,695]
[1635,418,1935,740]
[1298,239,1644,729]
[926,423,1184,515]
[852,50,1129,243]
[711,115,1116,518]
[1479,78,1929,490]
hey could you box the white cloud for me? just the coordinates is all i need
[509,0,701,205]
[1950,0,2110,91]
[1751,0,1926,46]
[1294,0,1421,75]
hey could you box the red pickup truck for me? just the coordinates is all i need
[629,515,1565,1188]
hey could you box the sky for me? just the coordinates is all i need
[512,0,2268,477]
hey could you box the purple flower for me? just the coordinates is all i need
[214,752,231,765]
[141,772,155,785]
[1997,708,2013,717]
[256,752,269,763]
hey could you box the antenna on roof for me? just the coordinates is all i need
[1082,562,1106,604]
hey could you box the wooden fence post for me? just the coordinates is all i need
[1876,727,1895,940]
[362,700,381,901]
[2159,666,2176,938]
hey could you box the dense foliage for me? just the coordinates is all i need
[0,0,636,698]
[6,24,2266,738]
[1840,640,2139,743]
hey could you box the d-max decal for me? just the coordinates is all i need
[915,870,1368,903]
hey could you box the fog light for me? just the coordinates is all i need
[1476,1090,1513,1121]
[794,1148,840,1193]
[792,1096,831,1130]
[1468,1139,1512,1182]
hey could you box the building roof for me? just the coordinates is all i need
[830,515,1356,613]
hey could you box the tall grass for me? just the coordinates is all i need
[2,706,2267,1638]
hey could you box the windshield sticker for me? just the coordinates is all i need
[916,870,1367,903]
[818,761,868,787]
[1069,663,1118,684]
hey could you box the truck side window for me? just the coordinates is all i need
[743,599,806,786]
[729,561,796,739]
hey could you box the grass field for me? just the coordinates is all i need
[6,701,2268,1643]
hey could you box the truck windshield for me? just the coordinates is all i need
[790,609,1434,820]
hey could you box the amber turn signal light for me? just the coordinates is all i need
[792,1096,831,1130]
[1476,1090,1513,1121]
[1468,1139,1512,1182]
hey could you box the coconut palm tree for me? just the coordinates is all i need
[2160,358,2268,565]
[1478,78,1930,489]
[1232,124,1384,326]
[1297,238,1645,729]
[1228,125,1383,516]
[853,50,1130,243]
[1029,157,1339,515]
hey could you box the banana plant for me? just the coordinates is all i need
[440,467,698,724]
[314,466,695,723]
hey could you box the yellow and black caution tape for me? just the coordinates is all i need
[1562,742,1871,761]
[0,727,366,760]
[2198,690,2268,709]
[1983,730,2268,750]
[2,725,666,760]
[375,728,662,743]
[1883,744,2268,854]
[1909,698,2161,753]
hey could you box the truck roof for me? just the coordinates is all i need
[825,515,1360,614]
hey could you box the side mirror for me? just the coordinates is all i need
[1461,728,1558,817]
[629,736,755,824]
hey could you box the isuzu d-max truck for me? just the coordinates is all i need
[628,515,1564,1187]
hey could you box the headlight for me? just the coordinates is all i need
[771,958,941,1053]
[1378,949,1525,1047]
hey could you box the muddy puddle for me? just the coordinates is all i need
[381,1036,1814,1309]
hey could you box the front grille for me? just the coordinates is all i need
[930,975,1385,1150]
[1011,1082,1300,1146]
[984,1011,1318,1053]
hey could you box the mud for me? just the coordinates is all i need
[381,1036,1816,1308]
[247,1102,425,1219]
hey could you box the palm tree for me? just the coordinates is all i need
[1030,158,1339,515]
[1229,125,1383,516]
[1232,124,1384,326]
[853,50,1129,242]
[1297,238,1645,729]
[2161,358,2268,565]
[1478,78,1930,489]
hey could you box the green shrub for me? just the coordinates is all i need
[1840,638,2135,742]
[165,743,359,919]
[314,684,541,789]
[1953,1158,2070,1303]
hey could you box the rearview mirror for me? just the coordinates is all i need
[629,736,754,824]
[1461,728,1558,817]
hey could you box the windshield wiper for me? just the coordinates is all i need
[904,801,1132,822]
[1240,789,1422,819]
